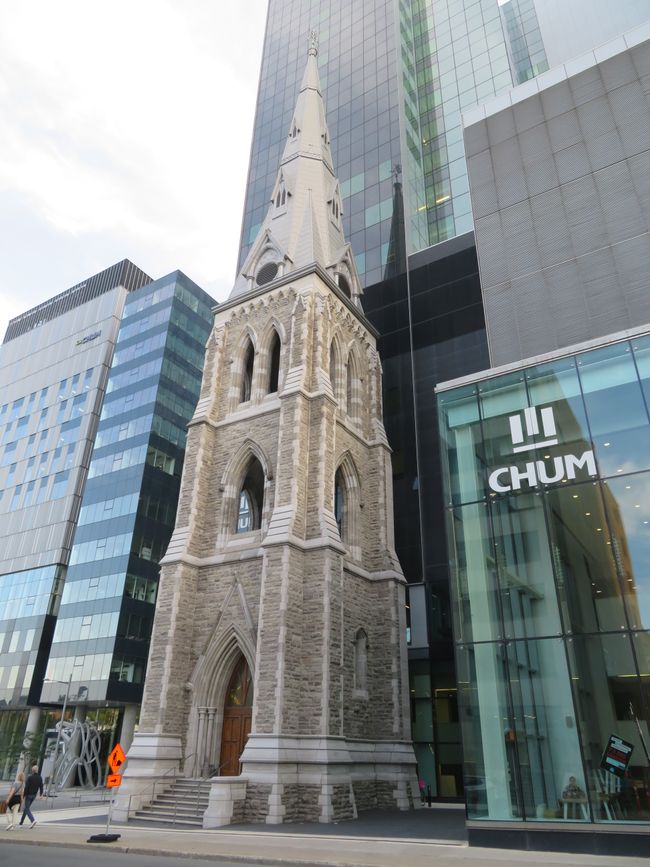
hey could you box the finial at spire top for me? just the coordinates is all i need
[309,30,318,55]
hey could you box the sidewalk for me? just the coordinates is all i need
[3,800,649,867]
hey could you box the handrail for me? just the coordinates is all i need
[126,752,240,826]
[127,750,198,822]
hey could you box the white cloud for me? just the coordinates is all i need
[0,0,268,341]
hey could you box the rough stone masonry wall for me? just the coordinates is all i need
[139,560,199,734]
[300,547,342,735]
[242,784,273,823]
[252,543,306,734]
[341,573,401,742]
[191,559,262,666]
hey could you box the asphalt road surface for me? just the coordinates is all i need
[1,844,273,867]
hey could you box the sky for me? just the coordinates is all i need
[0,0,268,342]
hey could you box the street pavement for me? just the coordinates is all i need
[2,795,649,866]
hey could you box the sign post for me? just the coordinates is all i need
[87,742,126,844]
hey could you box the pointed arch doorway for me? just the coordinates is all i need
[219,655,253,776]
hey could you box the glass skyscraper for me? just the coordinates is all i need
[0,262,151,713]
[41,272,213,709]
[0,266,214,778]
[239,0,549,284]
[240,0,648,282]
[239,0,650,807]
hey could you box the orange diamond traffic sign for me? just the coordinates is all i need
[106,773,122,788]
[108,743,126,774]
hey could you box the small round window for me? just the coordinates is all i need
[256,262,279,286]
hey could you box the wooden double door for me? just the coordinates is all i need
[218,655,253,776]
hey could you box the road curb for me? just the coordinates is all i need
[1,836,367,866]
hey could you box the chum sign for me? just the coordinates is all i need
[488,405,596,494]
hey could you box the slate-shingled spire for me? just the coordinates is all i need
[231,33,362,306]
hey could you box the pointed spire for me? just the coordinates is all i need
[231,34,363,307]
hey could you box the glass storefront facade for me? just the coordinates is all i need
[438,335,650,824]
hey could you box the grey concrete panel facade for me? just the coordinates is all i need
[464,26,650,367]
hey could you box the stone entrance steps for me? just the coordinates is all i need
[132,777,212,827]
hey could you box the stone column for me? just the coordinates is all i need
[204,708,217,776]
[120,704,138,753]
[195,707,207,778]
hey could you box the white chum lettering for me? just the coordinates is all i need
[488,451,597,493]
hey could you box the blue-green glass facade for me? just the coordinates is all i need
[239,0,548,284]
[438,334,650,824]
[0,260,152,711]
[40,272,214,707]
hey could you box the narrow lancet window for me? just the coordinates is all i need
[334,467,345,539]
[241,340,254,403]
[268,331,281,394]
[329,341,339,400]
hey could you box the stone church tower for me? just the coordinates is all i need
[116,37,419,826]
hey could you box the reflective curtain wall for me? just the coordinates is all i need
[438,335,650,824]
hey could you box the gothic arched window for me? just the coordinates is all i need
[268,331,281,394]
[334,455,361,560]
[236,457,265,533]
[240,339,255,403]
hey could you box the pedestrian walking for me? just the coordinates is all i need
[19,765,43,828]
[4,771,24,830]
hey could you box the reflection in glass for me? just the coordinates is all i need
[507,639,586,821]
[478,373,528,479]
[604,474,650,630]
[457,643,521,820]
[225,656,253,707]
[578,343,650,477]
[546,482,627,633]
[448,503,500,644]
[438,385,483,506]
[525,359,592,465]
[566,633,650,822]
[492,493,562,639]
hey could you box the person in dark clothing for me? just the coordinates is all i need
[19,765,43,828]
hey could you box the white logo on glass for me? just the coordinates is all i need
[508,406,558,454]
[487,403,596,493]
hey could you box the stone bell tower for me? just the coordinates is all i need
[116,34,419,826]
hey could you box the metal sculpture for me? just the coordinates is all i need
[50,719,102,790]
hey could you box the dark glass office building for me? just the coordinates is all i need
[41,273,214,713]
